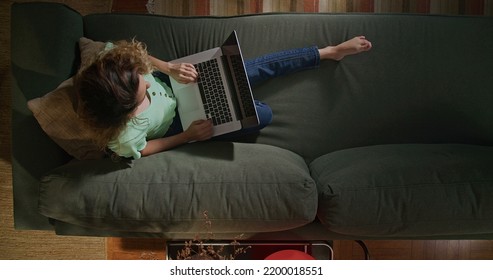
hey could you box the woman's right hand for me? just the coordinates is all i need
[184,119,213,142]
[140,119,212,157]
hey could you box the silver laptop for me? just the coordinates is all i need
[169,31,259,137]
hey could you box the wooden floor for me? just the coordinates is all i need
[334,240,493,260]
[107,238,493,260]
[105,0,493,260]
[111,0,148,13]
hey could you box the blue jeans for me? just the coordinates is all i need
[245,46,320,87]
[162,46,321,137]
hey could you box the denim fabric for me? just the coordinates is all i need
[160,46,321,138]
[237,46,320,136]
[245,46,320,87]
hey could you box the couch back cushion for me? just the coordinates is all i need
[83,13,493,162]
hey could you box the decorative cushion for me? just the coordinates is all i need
[310,144,493,237]
[38,142,318,234]
[78,37,105,68]
[27,38,105,160]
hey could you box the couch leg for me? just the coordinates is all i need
[355,240,372,260]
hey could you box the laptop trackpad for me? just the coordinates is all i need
[176,85,201,113]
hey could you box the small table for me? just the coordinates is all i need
[165,240,333,260]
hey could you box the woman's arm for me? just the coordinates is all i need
[148,55,198,84]
[139,57,208,157]
[139,119,213,157]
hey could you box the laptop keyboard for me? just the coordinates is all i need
[230,55,256,118]
[195,60,233,126]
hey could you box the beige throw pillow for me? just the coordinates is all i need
[27,38,106,160]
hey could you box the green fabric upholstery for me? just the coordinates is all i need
[311,144,493,237]
[83,13,493,162]
[39,142,317,234]
[11,2,83,229]
[11,3,493,239]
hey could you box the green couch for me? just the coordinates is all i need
[11,2,493,239]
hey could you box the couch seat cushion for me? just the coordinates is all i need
[311,144,493,238]
[39,142,317,234]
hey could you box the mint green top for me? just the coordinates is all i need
[107,74,177,159]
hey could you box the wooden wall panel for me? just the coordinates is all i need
[141,0,493,15]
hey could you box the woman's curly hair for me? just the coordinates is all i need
[75,39,154,150]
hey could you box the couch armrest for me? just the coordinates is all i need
[11,2,84,229]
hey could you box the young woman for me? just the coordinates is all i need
[75,36,372,159]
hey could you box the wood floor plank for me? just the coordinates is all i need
[107,239,493,260]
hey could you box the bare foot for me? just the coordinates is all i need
[319,36,372,61]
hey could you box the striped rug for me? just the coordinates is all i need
[148,0,493,16]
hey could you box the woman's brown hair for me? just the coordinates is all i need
[75,40,154,150]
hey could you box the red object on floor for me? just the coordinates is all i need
[264,249,315,260]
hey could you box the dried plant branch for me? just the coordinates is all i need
[174,211,249,260]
